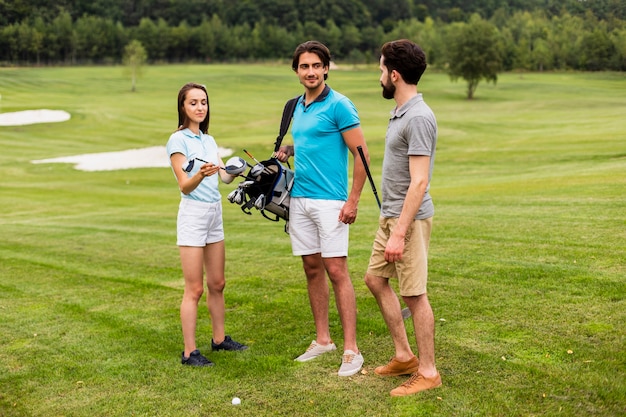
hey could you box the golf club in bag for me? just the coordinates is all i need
[357,145,412,320]
[227,96,299,233]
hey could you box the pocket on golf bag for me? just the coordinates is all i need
[261,165,293,221]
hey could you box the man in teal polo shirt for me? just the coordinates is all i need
[275,40,370,377]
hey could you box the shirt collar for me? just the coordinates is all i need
[299,84,331,107]
[390,93,423,119]
[181,128,201,139]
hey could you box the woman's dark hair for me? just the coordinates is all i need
[381,39,427,85]
[177,82,210,133]
[291,40,331,80]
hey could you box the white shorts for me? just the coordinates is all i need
[176,198,224,246]
[289,197,348,258]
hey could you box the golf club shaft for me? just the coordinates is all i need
[356,145,381,209]
[356,148,408,318]
[243,149,262,165]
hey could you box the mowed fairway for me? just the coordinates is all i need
[0,65,624,417]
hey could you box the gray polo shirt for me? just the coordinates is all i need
[381,93,437,219]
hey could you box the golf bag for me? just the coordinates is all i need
[227,96,299,233]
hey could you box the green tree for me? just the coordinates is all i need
[123,40,147,92]
[251,20,294,59]
[49,10,76,63]
[579,28,617,70]
[360,25,384,59]
[610,28,626,70]
[196,17,216,60]
[445,15,504,99]
[229,23,254,59]
[322,20,343,58]
[548,12,585,69]
[75,15,124,63]
[134,18,170,62]
[531,37,553,70]
[341,23,362,57]
[168,21,192,62]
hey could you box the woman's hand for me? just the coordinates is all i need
[199,162,220,177]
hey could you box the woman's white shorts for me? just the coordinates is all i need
[176,198,224,246]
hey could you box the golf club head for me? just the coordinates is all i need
[224,156,247,176]
[254,194,265,209]
[233,189,244,205]
[183,157,209,173]
[227,188,245,205]
[183,159,195,173]
[227,189,238,203]
[250,163,264,177]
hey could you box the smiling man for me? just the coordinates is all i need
[275,40,370,377]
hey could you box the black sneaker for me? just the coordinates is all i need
[212,335,248,351]
[181,349,214,367]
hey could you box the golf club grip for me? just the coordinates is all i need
[357,145,381,209]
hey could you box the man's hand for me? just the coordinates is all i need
[338,200,358,224]
[384,233,405,262]
[274,145,293,162]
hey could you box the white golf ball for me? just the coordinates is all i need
[231,397,241,405]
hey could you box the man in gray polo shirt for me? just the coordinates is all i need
[364,39,441,397]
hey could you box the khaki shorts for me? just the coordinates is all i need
[367,216,432,297]
[177,198,224,246]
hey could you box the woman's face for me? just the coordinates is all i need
[182,88,208,126]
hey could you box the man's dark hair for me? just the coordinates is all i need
[292,40,331,80]
[381,39,427,85]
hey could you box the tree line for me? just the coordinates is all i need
[1,5,625,72]
[2,0,625,28]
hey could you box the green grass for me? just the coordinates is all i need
[0,65,624,416]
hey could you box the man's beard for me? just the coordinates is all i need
[381,76,395,99]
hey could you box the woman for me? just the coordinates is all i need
[166,82,247,367]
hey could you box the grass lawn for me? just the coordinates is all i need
[0,64,624,416]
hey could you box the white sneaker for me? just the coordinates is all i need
[338,350,364,377]
[295,340,337,362]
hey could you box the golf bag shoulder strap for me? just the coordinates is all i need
[273,96,300,153]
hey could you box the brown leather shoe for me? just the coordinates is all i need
[390,372,442,397]
[374,356,419,376]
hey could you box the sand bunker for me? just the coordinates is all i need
[32,146,233,172]
[0,109,71,126]
[2,109,232,171]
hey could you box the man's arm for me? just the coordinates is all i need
[384,154,430,262]
[339,126,368,224]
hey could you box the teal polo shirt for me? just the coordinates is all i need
[290,85,361,201]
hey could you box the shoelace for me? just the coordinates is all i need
[401,372,423,387]
[197,356,211,364]
[305,343,319,352]
[229,340,245,349]
[343,353,355,363]
[306,342,331,352]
